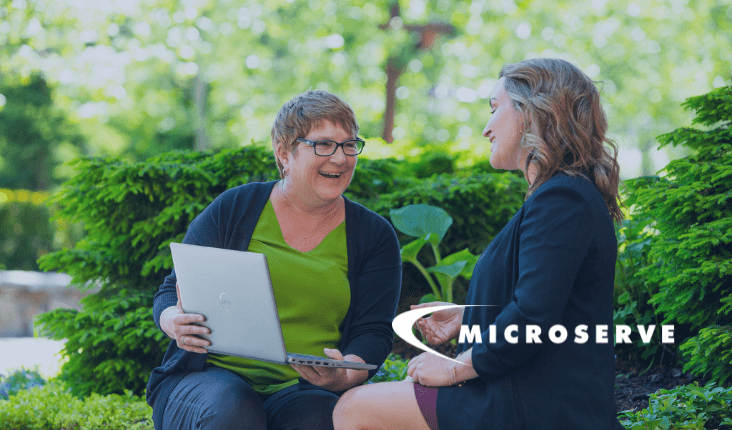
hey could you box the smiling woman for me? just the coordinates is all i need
[333,58,624,430]
[146,89,402,430]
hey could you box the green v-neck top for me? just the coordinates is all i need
[206,199,350,395]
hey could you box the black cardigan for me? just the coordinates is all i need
[145,181,402,429]
[437,174,624,430]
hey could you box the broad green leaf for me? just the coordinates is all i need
[390,204,453,242]
[400,237,427,262]
[424,232,441,247]
[441,248,478,279]
[428,260,468,280]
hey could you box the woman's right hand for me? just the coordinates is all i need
[411,301,464,346]
[159,283,211,354]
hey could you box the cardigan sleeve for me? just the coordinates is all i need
[471,182,595,380]
[340,208,402,376]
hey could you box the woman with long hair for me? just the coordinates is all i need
[333,58,625,430]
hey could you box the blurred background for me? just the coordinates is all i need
[0,0,730,374]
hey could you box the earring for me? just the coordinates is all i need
[283,167,289,177]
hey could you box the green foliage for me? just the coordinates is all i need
[371,172,524,302]
[35,292,167,398]
[618,382,732,430]
[0,189,53,271]
[343,157,404,206]
[372,173,526,257]
[5,0,731,180]
[36,146,280,397]
[367,353,409,384]
[0,367,46,400]
[680,326,732,385]
[0,188,82,270]
[0,74,85,190]
[390,204,477,303]
[613,211,666,364]
[0,382,153,430]
[623,86,732,383]
[409,151,456,179]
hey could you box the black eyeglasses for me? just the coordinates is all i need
[294,137,365,156]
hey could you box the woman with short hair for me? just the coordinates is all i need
[333,58,625,430]
[146,89,402,430]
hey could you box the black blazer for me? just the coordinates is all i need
[436,173,624,430]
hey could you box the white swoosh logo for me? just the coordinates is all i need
[392,305,496,365]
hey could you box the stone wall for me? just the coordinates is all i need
[0,271,95,337]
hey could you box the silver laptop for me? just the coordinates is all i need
[170,242,376,371]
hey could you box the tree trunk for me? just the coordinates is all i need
[192,73,208,151]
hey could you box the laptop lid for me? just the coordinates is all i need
[170,242,289,365]
[170,242,376,371]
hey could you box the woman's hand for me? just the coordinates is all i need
[412,302,464,346]
[407,350,479,388]
[407,352,455,387]
[290,349,369,392]
[159,283,211,354]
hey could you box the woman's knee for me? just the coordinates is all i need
[200,379,266,428]
[164,367,267,430]
[333,386,369,430]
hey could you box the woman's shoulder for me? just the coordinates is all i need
[217,181,277,201]
[343,196,392,230]
[525,172,615,231]
[207,181,277,211]
[342,196,400,257]
[529,172,605,207]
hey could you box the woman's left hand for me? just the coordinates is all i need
[290,349,369,392]
[407,352,455,387]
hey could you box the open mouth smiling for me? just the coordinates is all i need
[319,171,342,178]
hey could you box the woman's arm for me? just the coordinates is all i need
[339,207,403,380]
[291,349,370,392]
[470,183,597,380]
[407,348,480,387]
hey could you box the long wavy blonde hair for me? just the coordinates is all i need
[500,58,623,223]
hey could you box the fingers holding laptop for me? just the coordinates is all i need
[159,283,211,354]
[290,348,369,392]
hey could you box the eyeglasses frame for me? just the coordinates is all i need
[293,137,366,156]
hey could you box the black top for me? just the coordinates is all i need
[437,173,624,430]
[145,181,402,429]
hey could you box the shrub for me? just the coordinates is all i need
[0,381,153,430]
[367,353,409,384]
[618,382,732,430]
[0,188,83,271]
[371,172,526,257]
[680,325,732,385]
[623,85,732,383]
[613,210,669,365]
[36,146,280,397]
[343,157,404,205]
[0,189,58,270]
[0,367,46,400]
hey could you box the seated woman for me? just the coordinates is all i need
[145,90,402,430]
[333,58,625,430]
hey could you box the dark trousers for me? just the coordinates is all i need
[160,366,339,430]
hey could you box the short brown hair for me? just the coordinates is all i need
[499,58,623,223]
[271,90,359,178]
